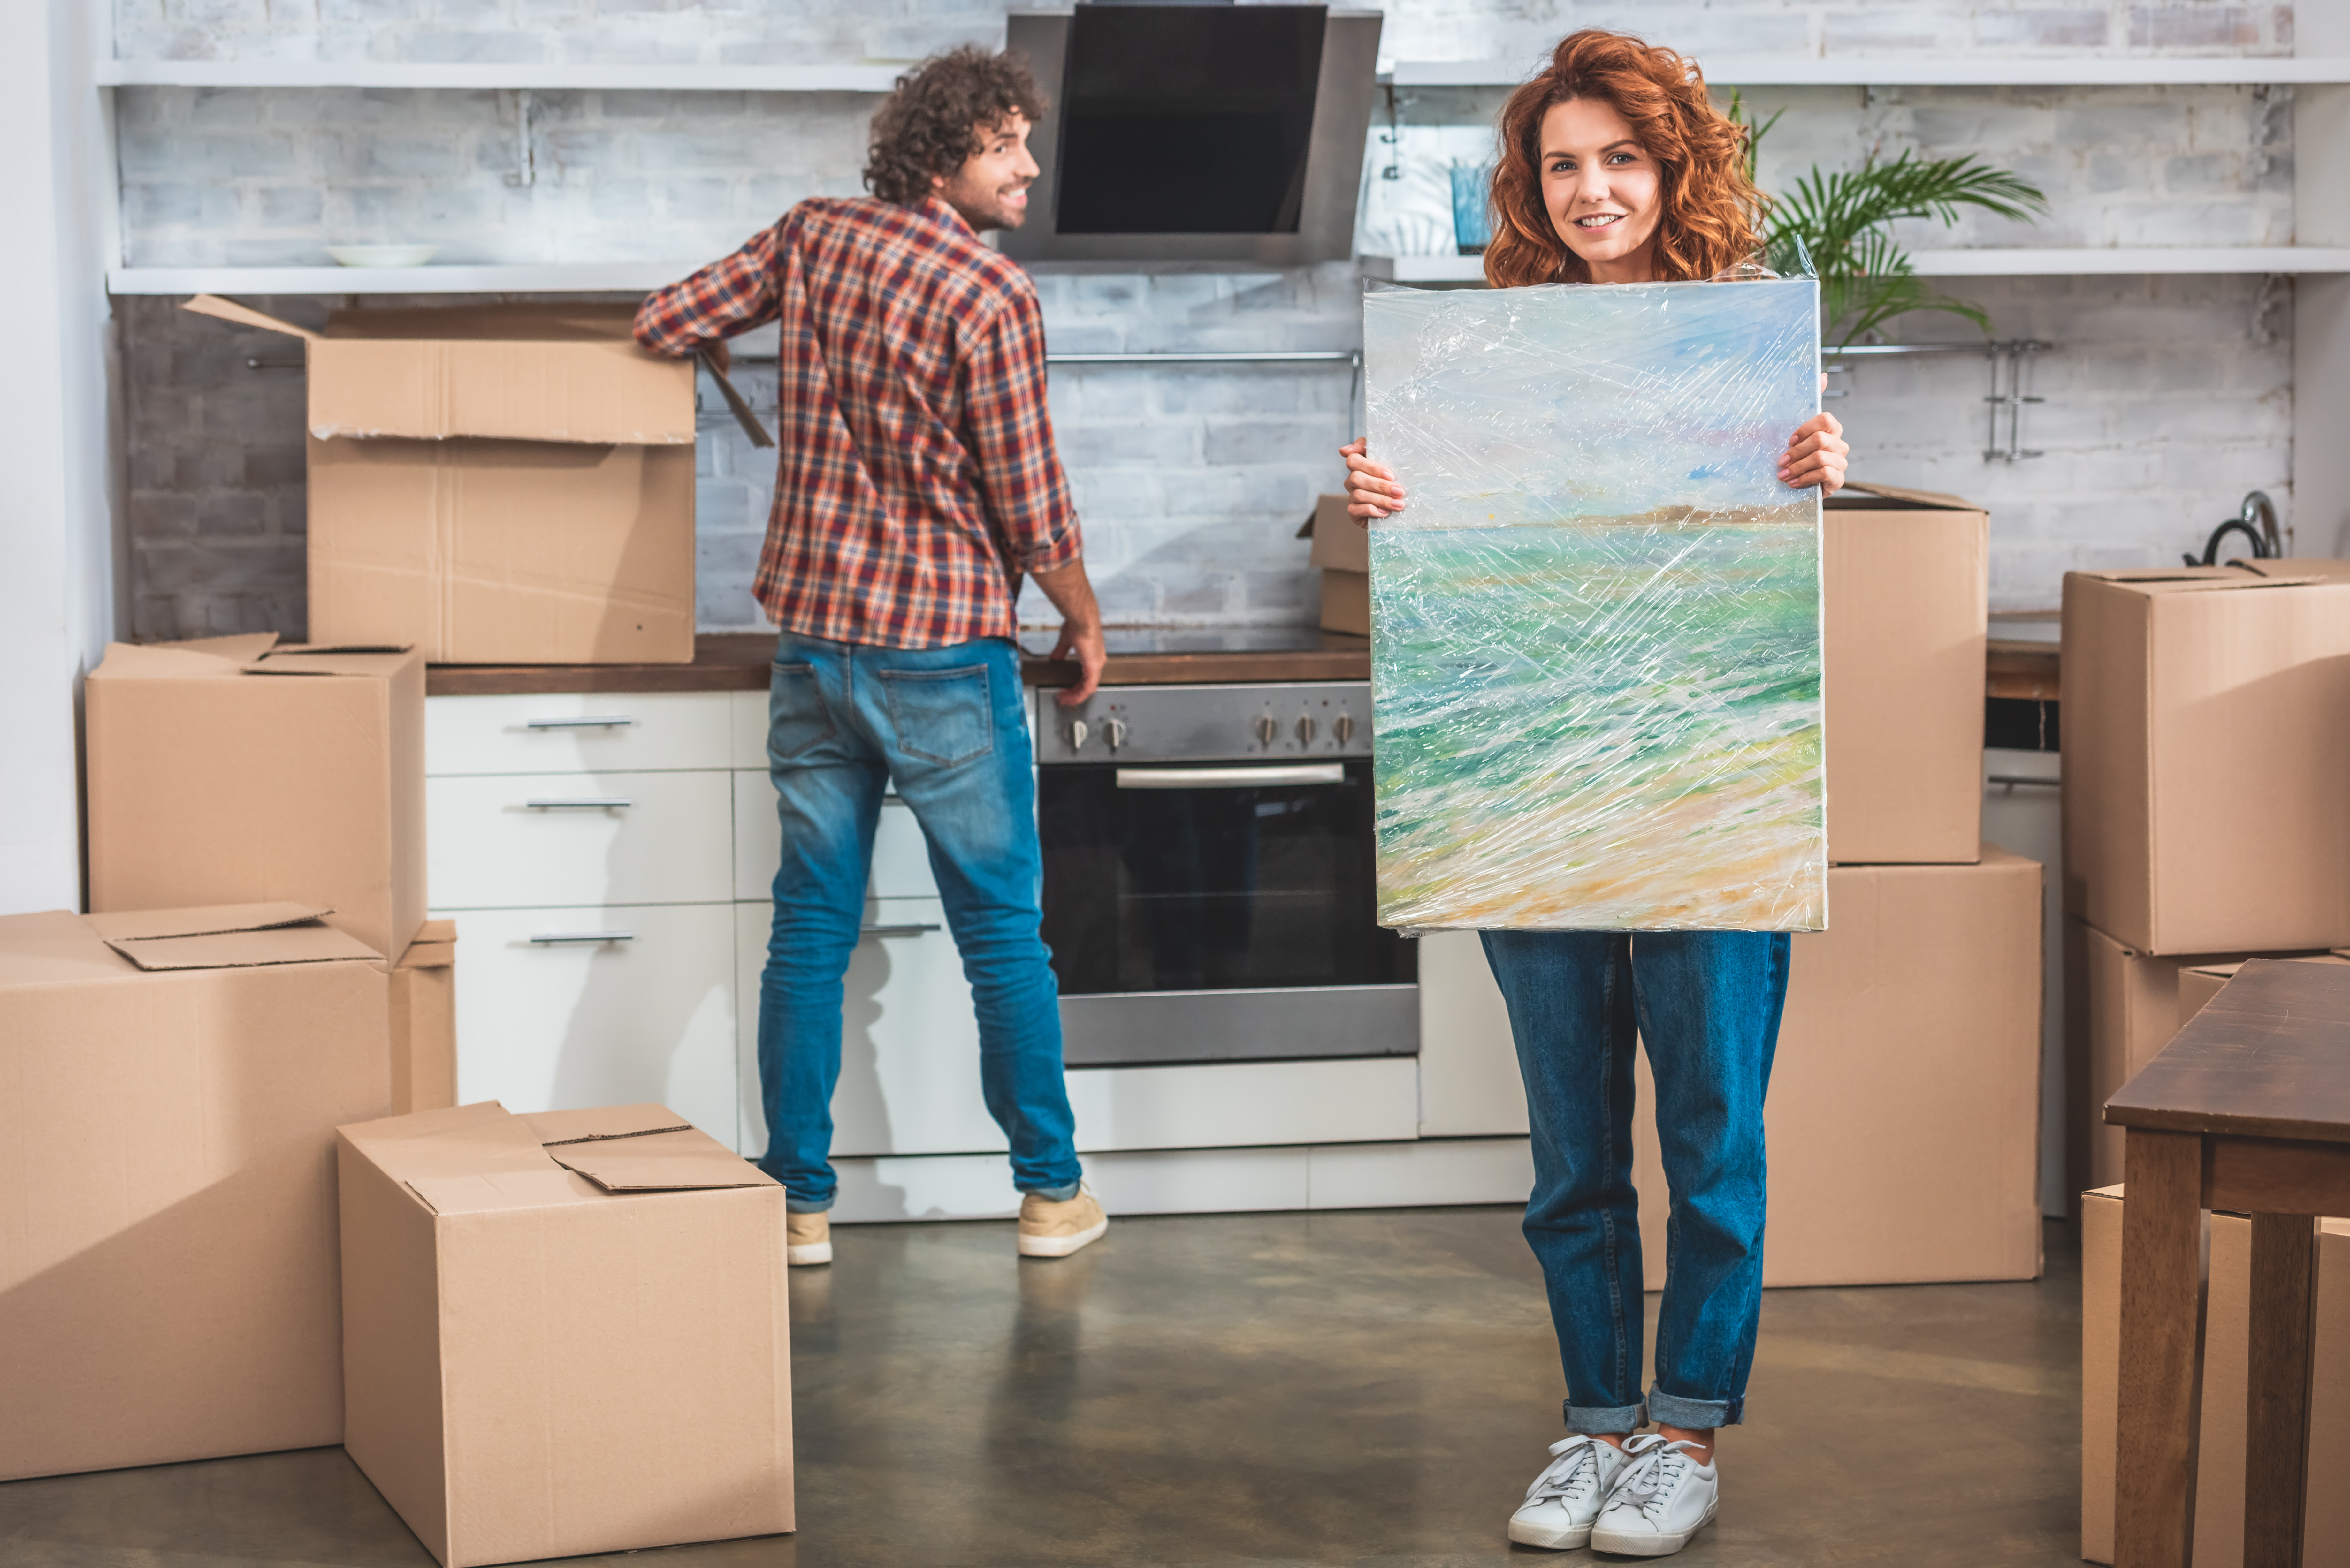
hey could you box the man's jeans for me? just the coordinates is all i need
[755,632,1082,1212]
[1481,930,1789,1434]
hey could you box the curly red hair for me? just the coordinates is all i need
[1484,31,1763,287]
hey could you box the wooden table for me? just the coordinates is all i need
[2106,958,2350,1568]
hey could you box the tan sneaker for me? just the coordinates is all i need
[786,1210,832,1266]
[1018,1182,1108,1258]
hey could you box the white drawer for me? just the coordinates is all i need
[426,691,734,776]
[735,897,996,1159]
[428,770,733,909]
[437,902,740,1150]
[730,772,939,902]
[1065,1057,1420,1151]
[731,686,771,769]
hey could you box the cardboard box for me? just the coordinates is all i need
[2064,921,2347,1193]
[1632,847,2044,1287]
[1821,481,1988,865]
[1306,494,1372,635]
[184,295,696,665]
[87,633,426,963]
[392,919,457,1115]
[2081,1186,2350,1565]
[340,1101,793,1566]
[0,903,391,1481]
[2062,562,2350,954]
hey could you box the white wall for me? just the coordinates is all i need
[0,0,119,914]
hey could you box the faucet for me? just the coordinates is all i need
[2182,490,2285,567]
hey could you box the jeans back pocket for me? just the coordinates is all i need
[881,665,995,768]
[769,661,837,762]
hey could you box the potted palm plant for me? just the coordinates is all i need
[1732,95,2049,347]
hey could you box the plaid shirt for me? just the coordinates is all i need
[635,196,1082,648]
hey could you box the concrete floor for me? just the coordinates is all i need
[0,1207,2082,1567]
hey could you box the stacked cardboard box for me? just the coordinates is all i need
[2081,1186,2350,1565]
[2061,563,2350,1196]
[339,1101,793,1566]
[0,904,393,1481]
[182,295,698,665]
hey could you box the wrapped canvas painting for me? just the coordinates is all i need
[1363,277,1827,932]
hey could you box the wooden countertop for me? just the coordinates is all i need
[423,632,1376,696]
[424,630,2056,699]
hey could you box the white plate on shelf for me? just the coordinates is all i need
[325,245,442,268]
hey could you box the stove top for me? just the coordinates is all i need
[1018,625,1362,657]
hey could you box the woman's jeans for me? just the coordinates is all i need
[756,632,1082,1212]
[1481,930,1789,1433]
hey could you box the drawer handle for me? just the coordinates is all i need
[526,797,632,810]
[860,923,942,938]
[529,930,635,944]
[525,715,636,729]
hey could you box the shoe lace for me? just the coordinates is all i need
[1524,1436,1605,1505]
[1608,1437,1704,1522]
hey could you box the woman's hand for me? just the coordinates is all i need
[1780,408,1849,498]
[1341,438,1405,523]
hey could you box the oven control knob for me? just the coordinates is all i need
[1333,714,1356,746]
[1253,714,1278,747]
[1103,717,1128,751]
[1069,719,1088,751]
[1296,716,1317,745]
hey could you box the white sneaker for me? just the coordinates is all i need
[1507,1434,1629,1550]
[1588,1435,1718,1557]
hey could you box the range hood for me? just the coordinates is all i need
[1001,5,1382,265]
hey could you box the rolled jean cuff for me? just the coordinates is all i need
[1564,1399,1647,1436]
[1022,1179,1082,1202]
[784,1194,835,1214]
[1648,1385,1741,1429]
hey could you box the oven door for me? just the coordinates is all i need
[1039,758,1416,1066]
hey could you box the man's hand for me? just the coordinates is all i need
[1031,560,1107,706]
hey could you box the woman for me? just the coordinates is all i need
[1342,30,1848,1559]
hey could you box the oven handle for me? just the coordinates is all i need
[1115,764,1348,790]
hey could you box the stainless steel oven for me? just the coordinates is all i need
[1034,680,1415,1067]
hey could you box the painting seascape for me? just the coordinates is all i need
[1364,279,1827,931]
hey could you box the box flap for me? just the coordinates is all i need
[90,633,277,680]
[397,918,457,973]
[104,926,380,970]
[2243,557,2350,581]
[341,1100,557,1185]
[182,294,319,342]
[543,1127,768,1193]
[84,901,335,942]
[245,644,420,680]
[523,1104,694,1145]
[2069,566,2321,593]
[1839,479,1984,511]
[320,302,638,343]
[406,1168,607,1216]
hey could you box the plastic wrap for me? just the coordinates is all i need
[1363,278,1827,933]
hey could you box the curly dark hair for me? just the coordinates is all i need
[864,47,1048,206]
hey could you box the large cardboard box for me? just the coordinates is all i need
[1632,847,2044,1287]
[184,295,696,665]
[340,1101,793,1567]
[2081,1186,2350,1565]
[2062,562,2350,954]
[0,903,391,1481]
[2063,922,2347,1193]
[1821,481,1988,865]
[1306,493,1371,634]
[87,633,426,963]
[391,920,458,1116]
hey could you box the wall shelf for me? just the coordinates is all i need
[108,262,709,295]
[1366,248,2350,284]
[1389,54,2350,88]
[91,60,906,91]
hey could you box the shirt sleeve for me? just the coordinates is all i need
[633,222,785,360]
[962,286,1083,577]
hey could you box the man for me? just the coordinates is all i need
[635,47,1108,1266]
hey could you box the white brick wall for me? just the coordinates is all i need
[111,0,2321,633]
[114,0,2296,64]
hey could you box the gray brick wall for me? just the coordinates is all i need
[114,0,2295,64]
